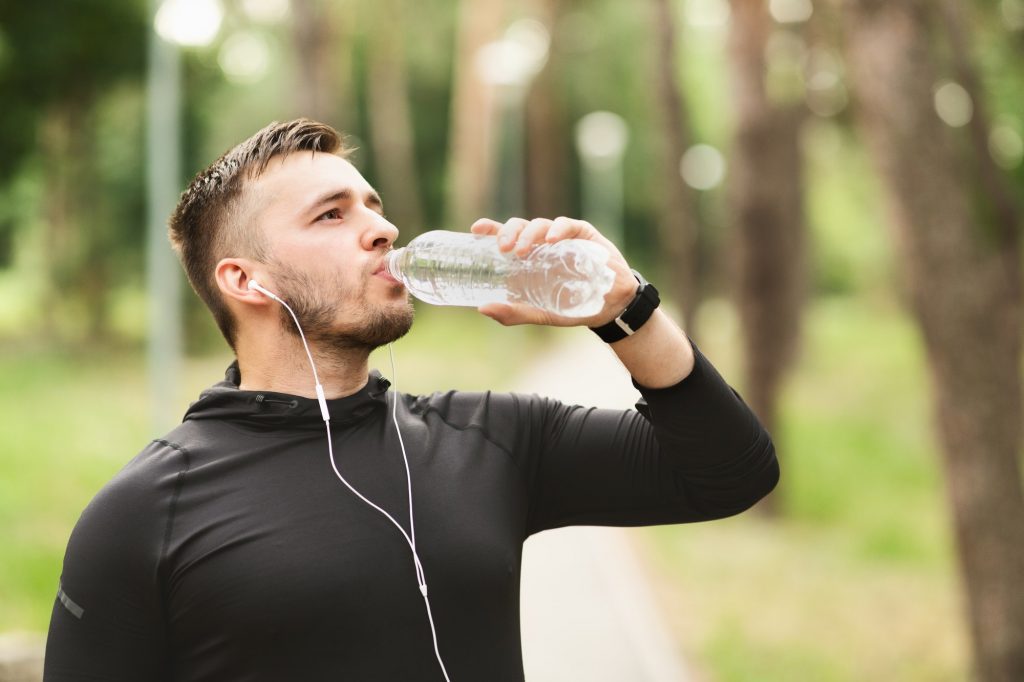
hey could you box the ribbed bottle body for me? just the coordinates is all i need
[385,231,614,317]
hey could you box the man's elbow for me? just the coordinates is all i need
[741,450,780,512]
[693,438,780,520]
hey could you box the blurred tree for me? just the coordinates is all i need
[291,0,338,122]
[364,0,428,233]
[842,1,1024,679]
[0,0,148,342]
[446,0,505,228]
[650,0,702,338]
[525,0,571,219]
[939,0,1021,240]
[726,0,808,500]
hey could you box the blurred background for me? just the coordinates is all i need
[1,0,1023,680]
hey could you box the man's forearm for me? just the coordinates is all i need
[607,309,694,388]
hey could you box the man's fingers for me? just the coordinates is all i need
[471,218,531,253]
[478,302,557,327]
[472,216,625,266]
[496,218,529,252]
[470,218,502,235]
[477,303,518,326]
[515,218,553,256]
[547,216,586,242]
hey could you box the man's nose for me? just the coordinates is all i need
[364,213,399,250]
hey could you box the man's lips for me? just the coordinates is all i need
[374,261,401,285]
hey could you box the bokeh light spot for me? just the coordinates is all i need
[769,0,813,24]
[155,0,223,47]
[476,19,551,88]
[933,81,973,128]
[989,124,1024,169]
[218,30,271,84]
[240,0,290,24]
[680,144,726,190]
[576,111,630,166]
[684,0,730,29]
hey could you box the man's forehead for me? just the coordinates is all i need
[248,151,373,201]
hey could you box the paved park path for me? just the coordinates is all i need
[515,328,693,682]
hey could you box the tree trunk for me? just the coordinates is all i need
[291,0,337,123]
[650,0,702,337]
[38,106,74,340]
[39,100,102,342]
[938,0,1021,262]
[842,2,1024,680]
[365,0,427,234]
[446,0,505,228]
[525,0,570,220]
[726,0,808,468]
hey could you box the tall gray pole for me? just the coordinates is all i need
[146,0,183,436]
[575,112,629,249]
[495,86,527,219]
[580,153,624,247]
[475,20,550,221]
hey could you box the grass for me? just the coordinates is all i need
[0,349,150,629]
[636,295,970,681]
[0,296,973,681]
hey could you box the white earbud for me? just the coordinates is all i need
[248,279,281,302]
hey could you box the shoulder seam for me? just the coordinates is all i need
[153,439,192,571]
[418,394,519,467]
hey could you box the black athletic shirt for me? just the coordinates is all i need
[44,342,778,681]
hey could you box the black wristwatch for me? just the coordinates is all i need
[590,270,660,343]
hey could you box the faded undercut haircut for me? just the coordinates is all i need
[168,118,352,350]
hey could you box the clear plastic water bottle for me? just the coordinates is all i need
[384,230,616,317]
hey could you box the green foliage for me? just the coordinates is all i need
[0,349,151,629]
[641,296,968,682]
[0,0,148,180]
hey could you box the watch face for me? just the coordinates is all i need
[630,270,659,305]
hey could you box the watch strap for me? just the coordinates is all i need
[590,270,660,343]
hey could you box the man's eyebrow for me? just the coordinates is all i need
[365,191,384,213]
[303,188,385,216]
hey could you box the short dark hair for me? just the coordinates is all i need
[168,119,351,349]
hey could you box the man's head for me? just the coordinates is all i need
[169,119,413,353]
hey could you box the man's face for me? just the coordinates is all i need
[246,151,413,349]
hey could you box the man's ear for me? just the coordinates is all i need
[216,258,269,305]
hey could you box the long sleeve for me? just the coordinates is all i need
[44,443,176,681]
[522,342,778,534]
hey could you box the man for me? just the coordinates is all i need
[44,119,778,681]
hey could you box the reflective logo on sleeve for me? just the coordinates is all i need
[57,582,84,619]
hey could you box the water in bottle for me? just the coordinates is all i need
[384,230,616,317]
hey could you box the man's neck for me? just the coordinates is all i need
[236,331,373,399]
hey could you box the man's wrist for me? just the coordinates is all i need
[590,270,660,343]
[610,310,695,387]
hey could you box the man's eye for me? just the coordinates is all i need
[318,208,342,221]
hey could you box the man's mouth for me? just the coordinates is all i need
[374,261,401,285]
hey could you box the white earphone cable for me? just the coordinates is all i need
[250,281,450,682]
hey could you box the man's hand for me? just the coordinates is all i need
[471,216,695,387]
[469,217,639,328]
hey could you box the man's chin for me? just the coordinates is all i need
[333,302,415,351]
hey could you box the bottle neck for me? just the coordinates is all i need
[384,248,404,280]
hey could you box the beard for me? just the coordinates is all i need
[270,262,414,352]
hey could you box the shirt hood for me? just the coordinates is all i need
[183,361,392,429]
